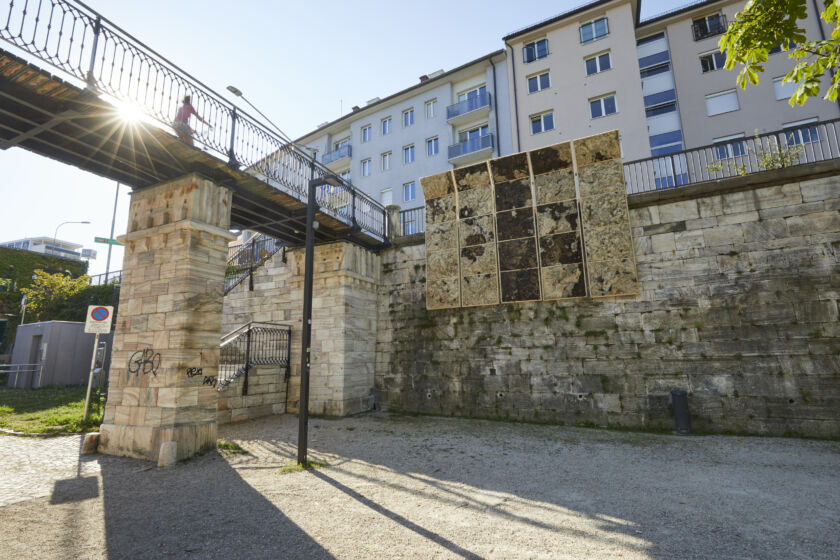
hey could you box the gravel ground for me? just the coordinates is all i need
[1,413,838,559]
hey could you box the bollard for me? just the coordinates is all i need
[671,389,692,434]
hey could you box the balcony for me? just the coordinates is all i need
[692,14,727,41]
[448,133,494,165]
[446,92,491,125]
[321,144,352,170]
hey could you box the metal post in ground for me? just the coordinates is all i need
[83,332,101,421]
[297,159,318,465]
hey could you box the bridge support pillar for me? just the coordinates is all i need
[99,173,235,463]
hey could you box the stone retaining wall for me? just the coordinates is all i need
[216,365,287,424]
[375,170,840,437]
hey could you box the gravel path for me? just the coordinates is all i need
[1,413,838,559]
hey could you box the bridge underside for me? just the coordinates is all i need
[0,49,382,249]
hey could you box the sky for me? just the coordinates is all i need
[0,0,680,275]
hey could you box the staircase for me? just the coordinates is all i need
[218,322,291,394]
[225,234,286,295]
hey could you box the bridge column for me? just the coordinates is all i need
[99,173,235,464]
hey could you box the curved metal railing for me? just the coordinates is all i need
[0,0,387,240]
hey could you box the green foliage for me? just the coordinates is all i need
[20,270,116,324]
[721,0,840,105]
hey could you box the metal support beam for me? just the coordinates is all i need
[0,110,79,150]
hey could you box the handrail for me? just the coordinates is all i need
[0,0,387,240]
[224,234,285,295]
[623,118,840,194]
[219,322,291,394]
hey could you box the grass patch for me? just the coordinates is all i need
[217,440,247,456]
[0,384,103,434]
[279,460,328,474]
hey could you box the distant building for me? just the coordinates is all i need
[1,236,96,261]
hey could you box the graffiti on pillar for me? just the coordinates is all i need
[127,349,161,377]
[186,367,217,388]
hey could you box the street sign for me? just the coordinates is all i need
[85,305,114,334]
[94,236,124,246]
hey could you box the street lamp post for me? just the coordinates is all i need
[52,220,91,254]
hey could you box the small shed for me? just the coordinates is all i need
[7,321,112,388]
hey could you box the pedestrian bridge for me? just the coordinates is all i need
[0,0,387,249]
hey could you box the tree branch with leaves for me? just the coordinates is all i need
[721,0,840,106]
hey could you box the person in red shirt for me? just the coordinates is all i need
[173,95,210,146]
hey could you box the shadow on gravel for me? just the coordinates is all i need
[98,452,334,560]
[309,469,483,560]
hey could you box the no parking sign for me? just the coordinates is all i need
[85,305,113,333]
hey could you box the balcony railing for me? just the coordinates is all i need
[447,92,491,121]
[322,144,352,165]
[398,207,425,236]
[448,133,494,160]
[623,118,840,194]
[692,14,727,41]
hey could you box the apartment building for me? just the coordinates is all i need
[503,0,839,164]
[638,0,839,154]
[503,0,650,160]
[1,237,96,261]
[296,51,513,219]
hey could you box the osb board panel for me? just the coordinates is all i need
[455,162,499,308]
[573,131,639,298]
[423,170,461,310]
[422,132,637,308]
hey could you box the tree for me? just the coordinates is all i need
[721,0,840,106]
[21,270,89,322]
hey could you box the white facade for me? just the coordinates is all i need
[296,52,512,211]
[1,236,89,261]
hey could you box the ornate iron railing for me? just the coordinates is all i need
[219,322,291,395]
[0,0,387,240]
[225,234,284,294]
[623,118,840,194]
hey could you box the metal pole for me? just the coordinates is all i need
[86,17,103,87]
[105,182,119,281]
[83,332,100,421]
[297,159,318,466]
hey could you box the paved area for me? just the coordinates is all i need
[1,413,838,559]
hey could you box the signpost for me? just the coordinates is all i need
[94,236,123,246]
[83,305,113,421]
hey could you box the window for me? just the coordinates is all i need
[340,170,351,183]
[458,85,486,102]
[403,144,415,164]
[527,71,550,93]
[361,125,372,143]
[530,112,554,134]
[700,50,726,73]
[589,94,617,118]
[403,108,414,127]
[784,118,819,145]
[523,38,548,63]
[458,124,489,143]
[692,13,727,41]
[381,151,391,171]
[425,99,437,119]
[333,138,349,151]
[773,76,798,100]
[427,137,439,156]
[580,17,608,44]
[403,181,416,202]
[404,219,417,235]
[382,117,392,135]
[713,133,746,159]
[705,89,739,116]
[361,158,371,176]
[585,52,611,75]
[381,188,392,206]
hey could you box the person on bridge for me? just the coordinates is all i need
[173,95,210,146]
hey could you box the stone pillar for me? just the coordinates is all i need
[99,173,235,463]
[386,204,401,242]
